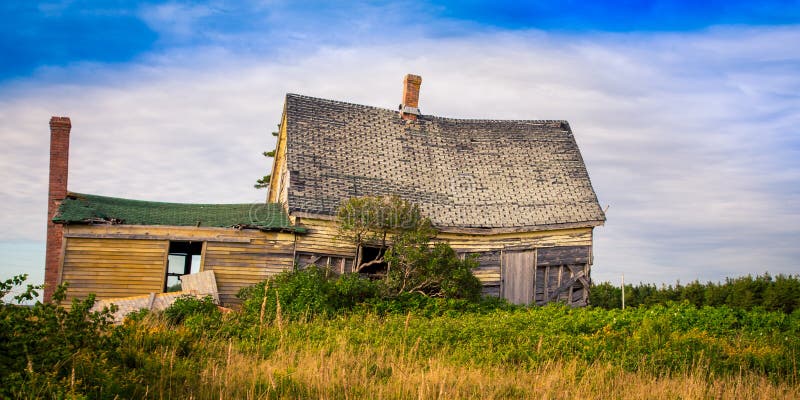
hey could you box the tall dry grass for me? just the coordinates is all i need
[188,340,800,399]
[127,319,797,400]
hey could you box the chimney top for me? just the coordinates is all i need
[50,116,71,127]
[400,74,422,120]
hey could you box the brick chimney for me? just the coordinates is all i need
[400,74,422,120]
[44,116,71,302]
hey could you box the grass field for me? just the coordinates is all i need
[3,272,799,399]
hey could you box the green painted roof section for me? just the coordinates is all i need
[54,192,304,232]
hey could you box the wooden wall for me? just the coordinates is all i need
[203,234,295,304]
[294,218,358,258]
[59,219,595,307]
[442,227,593,296]
[60,225,295,306]
[61,237,168,301]
[295,217,594,299]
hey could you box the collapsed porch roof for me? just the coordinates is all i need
[53,192,304,233]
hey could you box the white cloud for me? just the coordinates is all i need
[1,26,798,285]
[138,1,219,41]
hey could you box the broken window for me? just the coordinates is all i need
[358,245,388,277]
[295,252,354,274]
[164,241,203,292]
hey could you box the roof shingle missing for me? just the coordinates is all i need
[283,94,605,231]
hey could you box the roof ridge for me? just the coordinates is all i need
[285,93,570,125]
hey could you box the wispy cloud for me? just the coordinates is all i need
[1,22,798,285]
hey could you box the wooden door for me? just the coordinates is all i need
[501,250,536,305]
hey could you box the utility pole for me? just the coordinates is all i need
[621,273,625,310]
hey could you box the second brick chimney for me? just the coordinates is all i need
[44,116,71,302]
[400,74,422,120]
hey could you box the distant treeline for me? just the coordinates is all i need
[590,273,800,313]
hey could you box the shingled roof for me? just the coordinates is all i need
[54,192,303,232]
[283,94,605,233]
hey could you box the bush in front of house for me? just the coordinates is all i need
[237,266,384,324]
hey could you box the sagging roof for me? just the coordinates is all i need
[283,94,605,232]
[54,192,303,232]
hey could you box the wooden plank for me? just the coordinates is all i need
[64,237,168,245]
[181,271,220,303]
[65,255,166,262]
[65,233,252,243]
[501,250,535,305]
[66,224,285,238]
[62,271,163,278]
[64,233,251,243]
[536,246,590,266]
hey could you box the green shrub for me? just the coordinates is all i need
[0,275,118,399]
[163,295,220,326]
[237,267,384,324]
[383,231,482,300]
[161,296,223,337]
[363,291,516,317]
[333,271,383,309]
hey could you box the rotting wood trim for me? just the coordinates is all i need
[200,241,208,272]
[437,221,605,235]
[64,233,253,243]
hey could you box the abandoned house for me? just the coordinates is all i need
[44,74,605,307]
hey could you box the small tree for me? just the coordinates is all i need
[337,195,431,271]
[337,196,482,300]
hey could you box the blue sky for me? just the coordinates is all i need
[1,1,799,295]
[4,1,800,81]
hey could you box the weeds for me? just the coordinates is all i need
[2,273,799,399]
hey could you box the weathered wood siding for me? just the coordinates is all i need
[500,246,592,306]
[534,246,591,306]
[267,112,290,205]
[443,227,592,296]
[295,218,594,299]
[60,225,296,306]
[61,237,168,302]
[294,218,358,258]
[203,233,295,304]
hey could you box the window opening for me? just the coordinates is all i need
[165,241,203,292]
[359,245,388,277]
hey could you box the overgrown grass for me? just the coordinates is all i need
[3,272,800,399]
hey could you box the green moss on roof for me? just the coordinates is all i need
[54,192,304,232]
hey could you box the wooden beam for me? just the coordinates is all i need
[64,233,252,243]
